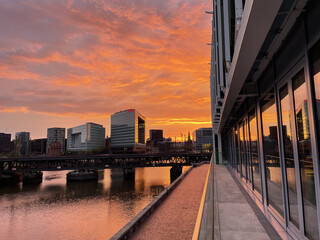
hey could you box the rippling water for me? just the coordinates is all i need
[0,167,187,240]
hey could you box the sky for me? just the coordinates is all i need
[0,0,212,141]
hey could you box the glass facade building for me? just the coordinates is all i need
[110,109,146,153]
[15,132,30,156]
[209,0,320,239]
[195,128,213,152]
[67,123,105,152]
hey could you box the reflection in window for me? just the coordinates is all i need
[239,124,246,179]
[235,128,240,173]
[261,90,284,217]
[249,111,261,194]
[293,70,318,239]
[279,84,299,228]
[245,120,251,183]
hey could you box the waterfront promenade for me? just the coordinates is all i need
[131,164,209,240]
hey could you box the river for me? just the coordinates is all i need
[0,167,188,240]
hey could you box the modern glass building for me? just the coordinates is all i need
[195,128,213,152]
[111,109,146,153]
[67,123,105,152]
[209,0,320,239]
[15,132,30,156]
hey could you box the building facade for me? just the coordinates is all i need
[67,123,105,152]
[209,0,320,239]
[30,138,47,155]
[195,128,213,152]
[46,127,66,155]
[111,109,146,153]
[149,129,163,144]
[15,132,30,156]
[0,133,13,154]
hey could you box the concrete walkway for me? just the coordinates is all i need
[131,164,209,240]
[214,165,280,240]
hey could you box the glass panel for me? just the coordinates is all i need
[239,124,246,179]
[261,90,284,217]
[293,70,318,239]
[235,128,240,173]
[249,112,261,194]
[245,120,251,182]
[310,40,320,140]
[279,84,299,228]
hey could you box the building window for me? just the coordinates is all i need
[239,123,246,179]
[261,89,284,217]
[279,83,299,228]
[293,69,318,239]
[249,110,261,195]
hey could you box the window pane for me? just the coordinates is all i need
[279,84,299,228]
[293,69,318,239]
[310,40,320,140]
[245,120,251,183]
[249,112,261,194]
[261,90,284,217]
[235,128,240,173]
[239,124,246,179]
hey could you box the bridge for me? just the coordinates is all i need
[0,152,211,173]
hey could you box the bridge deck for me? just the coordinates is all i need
[130,164,209,240]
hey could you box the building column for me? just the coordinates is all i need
[218,133,223,164]
[213,133,217,164]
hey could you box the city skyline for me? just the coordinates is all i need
[0,0,212,139]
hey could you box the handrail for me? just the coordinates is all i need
[192,155,213,240]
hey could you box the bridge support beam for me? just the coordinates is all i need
[123,168,135,180]
[170,166,182,183]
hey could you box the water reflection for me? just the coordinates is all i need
[0,167,186,240]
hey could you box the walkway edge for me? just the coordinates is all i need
[110,165,197,240]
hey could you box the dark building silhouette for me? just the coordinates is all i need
[0,133,13,154]
[30,138,47,155]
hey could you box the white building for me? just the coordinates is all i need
[46,127,65,154]
[206,0,320,239]
[67,123,105,152]
[111,109,146,153]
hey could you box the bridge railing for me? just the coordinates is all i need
[192,154,214,240]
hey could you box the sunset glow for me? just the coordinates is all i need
[0,0,212,139]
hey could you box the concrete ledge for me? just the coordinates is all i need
[110,165,196,240]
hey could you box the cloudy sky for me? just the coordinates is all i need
[0,0,212,140]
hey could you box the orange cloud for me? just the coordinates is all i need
[0,0,212,139]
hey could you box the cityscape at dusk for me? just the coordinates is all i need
[0,0,212,140]
[2,0,320,239]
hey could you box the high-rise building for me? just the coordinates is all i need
[67,123,105,152]
[203,0,320,239]
[15,132,30,156]
[195,128,213,152]
[0,133,13,154]
[111,109,146,153]
[46,128,66,155]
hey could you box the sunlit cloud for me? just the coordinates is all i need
[0,0,212,139]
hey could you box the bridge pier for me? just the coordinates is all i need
[0,172,22,184]
[123,168,135,180]
[67,170,98,181]
[23,171,43,184]
[170,166,182,183]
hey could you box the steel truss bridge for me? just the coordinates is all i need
[0,152,212,173]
